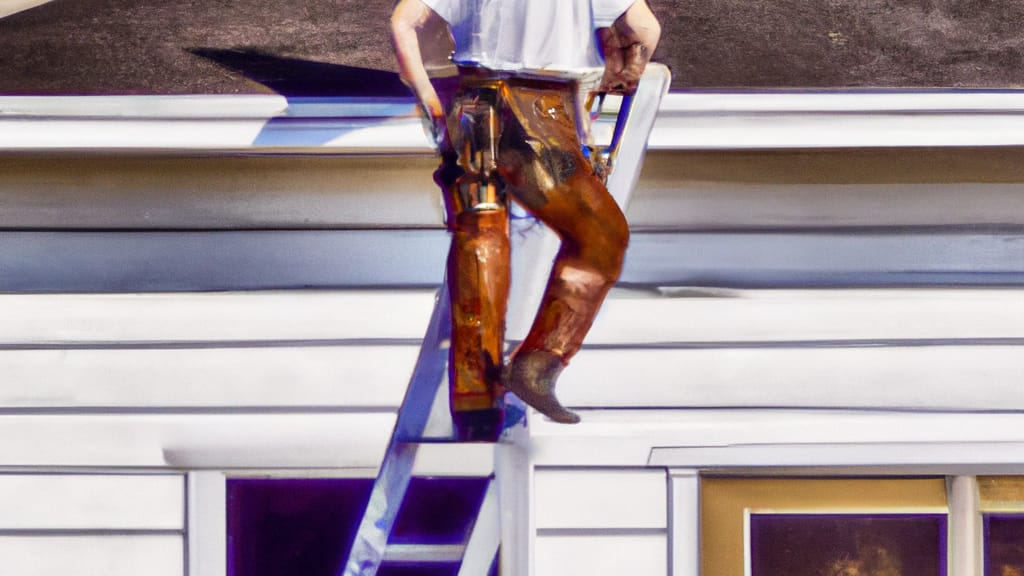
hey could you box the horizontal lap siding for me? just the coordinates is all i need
[632,149,1024,229]
[534,469,668,576]
[587,290,1024,344]
[0,475,186,576]
[1,229,1022,291]
[535,469,667,530]
[535,534,667,576]
[0,346,416,409]
[0,156,446,576]
[1,116,1021,576]
[0,536,183,576]
[0,291,436,344]
[3,150,1024,291]
[0,155,444,229]
[0,291,419,469]
[561,345,1024,410]
[584,289,1024,411]
[1,289,1022,416]
[0,475,183,530]
[6,149,1024,231]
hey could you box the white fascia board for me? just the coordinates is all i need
[4,91,1024,151]
[661,91,1024,113]
[649,91,1024,149]
[0,94,289,118]
[0,95,421,118]
[0,95,434,153]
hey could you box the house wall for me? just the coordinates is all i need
[1,94,1024,575]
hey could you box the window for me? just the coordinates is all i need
[227,477,492,576]
[980,476,1024,576]
[700,476,1024,576]
[701,477,950,576]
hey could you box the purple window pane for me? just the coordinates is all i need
[749,513,947,576]
[227,477,492,576]
[227,478,374,576]
[390,477,490,545]
[984,514,1024,576]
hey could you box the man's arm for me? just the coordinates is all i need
[391,0,446,131]
[598,0,662,93]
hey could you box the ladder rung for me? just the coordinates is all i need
[382,544,467,564]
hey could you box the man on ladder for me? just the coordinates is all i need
[391,0,662,439]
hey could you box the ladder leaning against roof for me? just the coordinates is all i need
[339,63,670,576]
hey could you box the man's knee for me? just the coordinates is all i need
[574,182,630,282]
[602,203,630,252]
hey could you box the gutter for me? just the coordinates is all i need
[2,91,1024,152]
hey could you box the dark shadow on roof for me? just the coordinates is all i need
[188,48,411,97]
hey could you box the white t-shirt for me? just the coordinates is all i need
[422,0,636,78]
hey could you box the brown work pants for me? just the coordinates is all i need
[437,75,629,418]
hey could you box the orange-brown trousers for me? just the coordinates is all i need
[435,75,629,440]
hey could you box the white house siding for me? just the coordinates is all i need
[0,474,185,576]
[534,469,668,576]
[0,535,184,576]
[1,93,1024,575]
[0,474,183,529]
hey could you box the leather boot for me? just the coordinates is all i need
[503,349,579,424]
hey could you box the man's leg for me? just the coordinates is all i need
[441,90,510,441]
[497,82,630,424]
[447,206,509,439]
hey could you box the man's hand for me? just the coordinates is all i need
[420,98,447,146]
[599,0,661,94]
[598,26,647,94]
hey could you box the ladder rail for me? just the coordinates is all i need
[457,478,501,576]
[340,286,452,576]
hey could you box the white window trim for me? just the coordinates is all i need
[187,472,226,576]
[668,470,700,576]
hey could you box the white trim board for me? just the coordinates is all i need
[5,92,1024,150]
